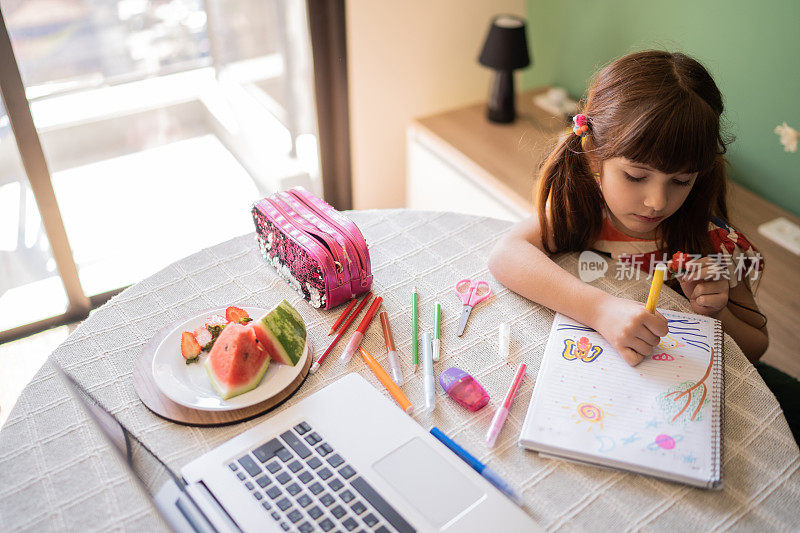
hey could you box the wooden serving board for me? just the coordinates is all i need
[133,324,312,426]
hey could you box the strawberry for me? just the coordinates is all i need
[181,331,201,363]
[669,251,692,276]
[225,306,251,324]
[193,326,213,350]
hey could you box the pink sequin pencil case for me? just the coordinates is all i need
[251,187,373,310]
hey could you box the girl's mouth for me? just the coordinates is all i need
[632,214,664,224]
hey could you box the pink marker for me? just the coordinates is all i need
[341,297,383,363]
[485,363,527,448]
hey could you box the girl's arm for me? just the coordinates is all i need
[677,259,768,362]
[488,215,668,366]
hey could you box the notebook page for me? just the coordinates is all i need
[520,309,720,485]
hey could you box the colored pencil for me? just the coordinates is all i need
[310,291,373,373]
[646,264,667,313]
[360,346,413,413]
[341,296,383,363]
[412,286,419,372]
[329,298,358,335]
[432,302,441,362]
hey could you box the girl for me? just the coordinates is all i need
[489,50,768,365]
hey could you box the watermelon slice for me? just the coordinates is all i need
[205,323,270,399]
[250,300,307,366]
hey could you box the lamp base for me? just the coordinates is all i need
[486,70,515,123]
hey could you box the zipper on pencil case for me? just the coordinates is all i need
[263,198,345,285]
[276,190,360,295]
[287,189,369,276]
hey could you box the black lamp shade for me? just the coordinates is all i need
[478,15,531,71]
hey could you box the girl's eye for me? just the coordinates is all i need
[624,173,645,183]
[673,179,692,187]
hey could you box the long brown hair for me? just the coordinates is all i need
[537,50,730,256]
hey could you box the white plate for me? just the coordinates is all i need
[151,307,310,411]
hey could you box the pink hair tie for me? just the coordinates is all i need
[573,114,590,137]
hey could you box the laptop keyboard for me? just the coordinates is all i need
[228,421,415,533]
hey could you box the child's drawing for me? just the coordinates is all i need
[562,396,613,432]
[561,337,603,363]
[652,352,675,361]
[658,333,685,350]
[657,348,714,422]
[647,433,684,451]
[621,432,641,445]
[595,435,616,453]
[556,323,596,334]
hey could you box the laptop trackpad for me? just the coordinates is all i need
[373,437,485,529]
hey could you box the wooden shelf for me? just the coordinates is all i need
[410,88,800,377]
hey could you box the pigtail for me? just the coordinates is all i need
[536,132,604,255]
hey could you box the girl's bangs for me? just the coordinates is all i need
[610,93,719,175]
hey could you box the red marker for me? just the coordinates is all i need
[329,298,358,335]
[310,291,373,373]
[341,296,383,363]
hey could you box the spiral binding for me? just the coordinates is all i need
[709,320,725,488]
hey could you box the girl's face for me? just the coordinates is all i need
[598,157,698,239]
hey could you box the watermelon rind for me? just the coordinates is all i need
[253,300,307,366]
[205,353,270,400]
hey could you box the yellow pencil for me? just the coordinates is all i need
[359,347,413,413]
[646,263,668,313]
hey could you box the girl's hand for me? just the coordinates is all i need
[593,296,669,366]
[677,257,729,317]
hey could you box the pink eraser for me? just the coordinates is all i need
[439,367,489,412]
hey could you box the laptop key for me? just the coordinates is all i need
[228,463,238,471]
[286,482,301,496]
[328,478,344,492]
[319,518,335,532]
[363,514,378,527]
[339,490,355,503]
[266,486,282,499]
[253,438,283,463]
[297,493,312,508]
[375,526,390,533]
[351,501,367,515]
[307,456,323,469]
[255,475,270,488]
[261,501,272,511]
[318,467,333,480]
[253,491,263,500]
[308,506,323,520]
[343,517,359,531]
[236,472,246,480]
[280,430,312,459]
[317,443,333,456]
[331,505,346,519]
[238,455,262,477]
[288,460,303,473]
[294,421,311,435]
[287,509,303,523]
[276,447,293,462]
[339,465,356,479]
[276,498,292,511]
[299,522,315,533]
[270,511,281,520]
[298,471,314,484]
[305,432,322,445]
[279,522,290,532]
[351,477,414,533]
[266,461,282,474]
[276,471,292,485]
[309,482,324,495]
[244,481,254,490]
[327,454,345,468]
[320,493,336,507]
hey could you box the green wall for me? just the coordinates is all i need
[522,0,800,216]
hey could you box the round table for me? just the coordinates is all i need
[1,209,798,532]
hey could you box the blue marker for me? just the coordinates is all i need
[429,427,523,505]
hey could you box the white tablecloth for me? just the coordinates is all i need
[1,209,798,532]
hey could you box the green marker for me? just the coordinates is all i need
[412,286,419,372]
[433,303,441,362]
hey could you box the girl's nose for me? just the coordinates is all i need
[644,186,668,212]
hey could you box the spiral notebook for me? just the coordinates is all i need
[519,309,724,489]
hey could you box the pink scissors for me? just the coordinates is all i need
[455,279,492,336]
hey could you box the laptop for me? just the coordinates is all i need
[59,366,540,532]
